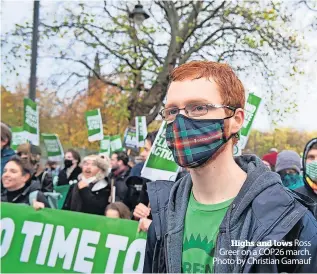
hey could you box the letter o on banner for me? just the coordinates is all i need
[0,218,15,258]
[123,239,146,273]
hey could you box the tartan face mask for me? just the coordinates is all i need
[166,114,234,168]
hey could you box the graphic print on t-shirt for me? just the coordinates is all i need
[182,192,234,273]
[182,234,215,273]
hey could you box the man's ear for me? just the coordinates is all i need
[231,108,244,134]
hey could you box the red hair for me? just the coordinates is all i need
[169,61,245,109]
[169,61,245,145]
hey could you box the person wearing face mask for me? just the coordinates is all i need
[143,61,317,273]
[57,149,82,186]
[16,144,53,193]
[64,155,110,215]
[275,150,304,190]
[1,156,50,209]
[295,138,317,207]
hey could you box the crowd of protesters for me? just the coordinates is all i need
[1,120,316,224]
[1,61,317,273]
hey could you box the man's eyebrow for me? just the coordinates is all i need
[165,99,211,108]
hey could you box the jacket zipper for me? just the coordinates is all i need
[164,233,169,273]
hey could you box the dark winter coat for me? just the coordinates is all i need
[33,171,53,193]
[1,179,50,207]
[109,166,131,203]
[65,179,110,215]
[57,166,82,186]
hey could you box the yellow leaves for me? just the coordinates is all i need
[245,128,317,157]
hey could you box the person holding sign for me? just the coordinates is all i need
[144,61,317,273]
[1,156,49,209]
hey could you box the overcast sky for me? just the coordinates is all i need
[1,1,317,131]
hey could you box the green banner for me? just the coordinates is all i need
[100,136,111,156]
[11,127,28,151]
[42,134,64,161]
[23,98,39,145]
[239,93,262,149]
[135,116,147,147]
[85,109,104,142]
[53,184,71,209]
[1,203,147,273]
[124,128,138,150]
[141,121,179,181]
[110,135,124,152]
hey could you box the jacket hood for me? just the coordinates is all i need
[167,155,282,233]
[302,137,317,192]
[1,146,15,157]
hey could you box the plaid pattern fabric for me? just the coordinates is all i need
[166,114,226,168]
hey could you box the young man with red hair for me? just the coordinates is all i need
[144,61,317,273]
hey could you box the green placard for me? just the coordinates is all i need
[42,134,64,161]
[53,184,71,209]
[141,121,179,181]
[239,93,262,149]
[1,203,147,273]
[85,109,104,142]
[100,136,111,155]
[11,127,28,151]
[23,98,39,145]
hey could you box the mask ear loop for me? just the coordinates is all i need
[223,108,239,142]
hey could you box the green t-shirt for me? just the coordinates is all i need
[182,192,234,273]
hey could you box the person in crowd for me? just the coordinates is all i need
[129,131,158,177]
[143,61,317,273]
[17,143,53,192]
[57,149,82,185]
[109,151,131,202]
[46,160,60,179]
[1,156,49,209]
[64,155,110,215]
[275,150,304,190]
[1,123,15,177]
[295,138,317,206]
[105,202,131,219]
[262,148,278,171]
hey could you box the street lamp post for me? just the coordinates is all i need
[29,0,40,101]
[129,2,149,26]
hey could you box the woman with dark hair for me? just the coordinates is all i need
[1,156,49,208]
[105,202,131,219]
[57,149,82,186]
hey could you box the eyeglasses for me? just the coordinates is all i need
[159,103,236,121]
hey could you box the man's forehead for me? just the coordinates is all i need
[166,78,221,107]
[308,148,317,155]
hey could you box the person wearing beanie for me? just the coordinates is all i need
[276,150,303,190]
[16,143,53,193]
[295,138,317,214]
[64,155,111,215]
[262,150,278,171]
